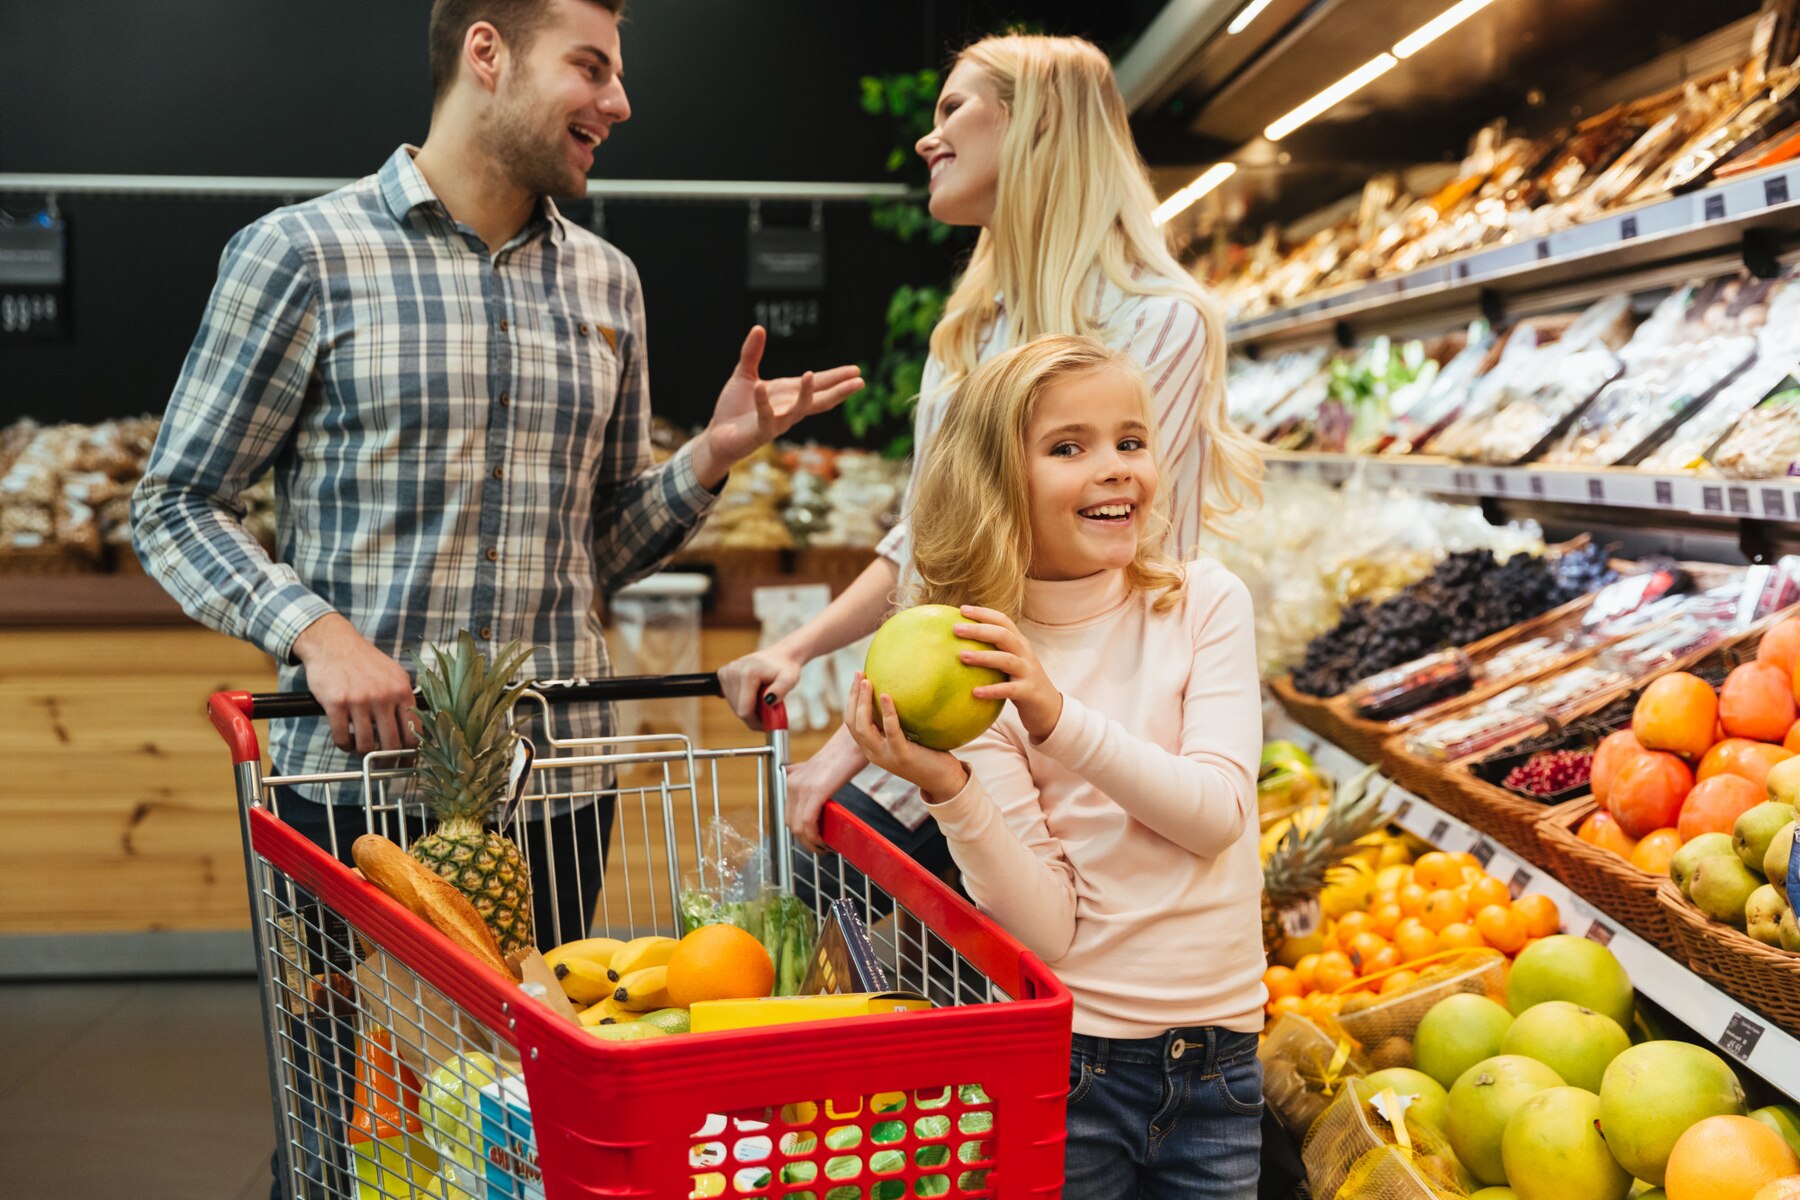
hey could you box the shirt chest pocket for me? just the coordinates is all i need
[517,311,621,454]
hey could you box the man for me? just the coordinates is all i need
[136,0,861,955]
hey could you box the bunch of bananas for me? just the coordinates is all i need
[544,935,682,1025]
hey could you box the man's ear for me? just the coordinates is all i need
[464,21,507,93]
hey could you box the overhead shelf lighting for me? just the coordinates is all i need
[1394,0,1500,58]
[1227,0,1276,35]
[1154,162,1239,225]
[1264,53,1397,141]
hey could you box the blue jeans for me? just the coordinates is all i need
[1063,1026,1263,1199]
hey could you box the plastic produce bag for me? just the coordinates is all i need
[1260,1013,1368,1136]
[679,817,817,995]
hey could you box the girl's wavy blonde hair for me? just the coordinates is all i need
[908,334,1188,620]
[929,32,1262,537]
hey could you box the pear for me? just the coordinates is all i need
[1766,821,1796,890]
[1671,832,1736,898]
[1747,884,1787,945]
[1736,803,1796,875]
[1781,907,1800,953]
[1767,756,1800,807]
[1690,855,1761,927]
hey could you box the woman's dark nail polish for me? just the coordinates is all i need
[764,692,777,706]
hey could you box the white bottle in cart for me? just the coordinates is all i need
[479,1074,545,1200]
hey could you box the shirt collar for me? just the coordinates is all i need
[379,145,567,246]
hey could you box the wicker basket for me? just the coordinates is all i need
[1659,882,1800,1037]
[1536,799,1679,947]
[1438,763,1561,867]
[1270,674,1379,758]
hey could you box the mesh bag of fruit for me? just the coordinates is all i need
[1303,1078,1471,1200]
[1260,1013,1369,1136]
[1328,950,1507,1071]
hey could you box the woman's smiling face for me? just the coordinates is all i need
[915,59,1008,228]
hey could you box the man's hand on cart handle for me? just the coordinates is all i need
[293,614,422,755]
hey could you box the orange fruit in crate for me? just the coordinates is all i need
[1634,671,1721,759]
[1264,965,1303,1002]
[1421,889,1469,932]
[1609,751,1694,838]
[1414,852,1464,891]
[1394,918,1438,962]
[1293,953,1322,992]
[1699,737,1793,790]
[1592,728,1646,806]
[1269,994,1307,1017]
[1578,808,1640,858]
[1453,851,1483,871]
[1679,773,1765,842]
[1336,911,1374,942]
[1665,1115,1800,1200]
[1787,721,1800,754]
[1513,893,1561,938]
[1474,904,1528,954]
[1435,922,1485,952]
[665,924,775,1008]
[1630,828,1684,875]
[1370,903,1404,939]
[1364,945,1402,976]
[1720,662,1800,743]
[1345,932,1390,974]
[1398,883,1430,919]
[1315,951,1357,993]
[1759,616,1800,677]
[1380,969,1420,996]
[1468,875,1511,911]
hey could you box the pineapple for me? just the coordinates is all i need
[1262,765,1391,961]
[408,632,538,956]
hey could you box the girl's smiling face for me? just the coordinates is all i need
[1024,366,1159,581]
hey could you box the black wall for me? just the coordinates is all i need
[0,1,1147,435]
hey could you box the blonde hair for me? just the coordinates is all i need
[929,33,1262,536]
[909,334,1188,620]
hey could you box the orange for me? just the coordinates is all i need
[1370,888,1399,912]
[1467,875,1511,911]
[1592,728,1646,806]
[1293,953,1322,992]
[1397,883,1430,919]
[1788,720,1800,755]
[1435,922,1485,952]
[1421,889,1468,933]
[1759,615,1800,677]
[1345,932,1391,974]
[1629,828,1683,875]
[1263,965,1303,1002]
[1578,808,1640,859]
[1664,1114,1800,1200]
[1394,918,1437,962]
[1335,911,1374,943]
[1315,951,1357,993]
[1369,903,1404,939]
[1699,736,1794,790]
[1363,944,1401,976]
[1678,773,1765,842]
[1269,994,1307,1017]
[1453,851,1483,871]
[1474,904,1528,954]
[665,923,776,1008]
[1633,670,1721,760]
[1721,662,1799,742]
[1513,893,1560,938]
[1413,852,1463,891]
[1379,969,1419,996]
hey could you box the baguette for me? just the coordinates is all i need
[352,834,517,979]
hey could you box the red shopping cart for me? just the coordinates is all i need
[210,672,1071,1199]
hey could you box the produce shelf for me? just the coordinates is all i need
[1267,712,1800,1104]
[1262,449,1800,524]
[1228,162,1800,349]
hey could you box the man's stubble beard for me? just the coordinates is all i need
[483,68,588,201]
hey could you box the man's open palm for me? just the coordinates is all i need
[704,326,864,465]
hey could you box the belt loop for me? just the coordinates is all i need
[1093,1036,1110,1074]
[1206,1026,1220,1071]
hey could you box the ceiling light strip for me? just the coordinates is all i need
[1153,162,1239,225]
[1263,53,1398,141]
[1227,0,1277,36]
[1394,0,1500,58]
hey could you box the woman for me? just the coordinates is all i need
[720,32,1262,863]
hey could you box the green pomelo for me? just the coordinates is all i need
[1506,935,1635,1029]
[863,604,1005,751]
[1752,1104,1800,1157]
[1415,993,1515,1090]
[1598,1040,1747,1185]
[1500,1000,1631,1093]
[1363,1067,1450,1132]
[1447,1055,1565,1186]
[1502,1086,1632,1200]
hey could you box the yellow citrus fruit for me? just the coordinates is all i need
[863,604,1005,750]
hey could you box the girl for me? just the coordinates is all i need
[846,334,1265,1198]
[720,33,1264,859]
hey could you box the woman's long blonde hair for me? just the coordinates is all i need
[930,33,1262,536]
[909,334,1187,620]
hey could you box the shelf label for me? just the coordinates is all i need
[1620,215,1639,240]
[1763,489,1787,518]
[1730,486,1752,515]
[1395,798,1414,820]
[1705,194,1727,221]
[1279,896,1324,940]
[1655,480,1674,506]
[1536,239,1552,261]
[1585,919,1615,946]
[1530,474,1546,497]
[1768,175,1792,207]
[1429,818,1450,845]
[1718,1013,1766,1064]
[1456,261,1471,280]
[1493,473,1507,493]
[1471,837,1496,867]
[1508,867,1533,898]
[1588,478,1606,502]
[1703,485,1724,512]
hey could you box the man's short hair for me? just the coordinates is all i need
[429,0,626,101]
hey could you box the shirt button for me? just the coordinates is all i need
[498,319,509,333]
[492,466,505,480]
[479,626,493,640]
[486,547,499,562]
[578,323,590,336]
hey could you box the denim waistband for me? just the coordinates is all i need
[1070,1025,1258,1069]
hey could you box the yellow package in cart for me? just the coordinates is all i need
[689,992,931,1033]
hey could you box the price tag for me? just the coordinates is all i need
[1471,837,1496,867]
[1620,215,1639,240]
[1536,239,1552,261]
[1718,1013,1766,1063]
[1492,473,1506,493]
[1762,489,1787,518]
[1508,867,1533,898]
[1654,480,1674,506]
[1456,261,1471,280]
[1767,175,1792,207]
[1704,194,1727,221]
[1530,475,1546,497]
[1396,798,1414,820]
[1585,919,1615,946]
[1429,818,1450,845]
[1730,486,1752,515]
[1703,486,1724,513]
[1588,478,1606,503]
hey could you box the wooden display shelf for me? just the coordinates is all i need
[0,572,194,628]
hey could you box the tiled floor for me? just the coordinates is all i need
[0,977,275,1200]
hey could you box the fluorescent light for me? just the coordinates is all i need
[1263,53,1397,141]
[1394,0,1500,58]
[1227,0,1277,35]
[1154,162,1239,225]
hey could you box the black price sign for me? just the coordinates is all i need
[750,297,824,345]
[1530,475,1546,497]
[1395,798,1414,820]
[1508,868,1533,898]
[1588,478,1606,503]
[1705,194,1727,221]
[1429,818,1450,845]
[0,218,70,343]
[1718,1013,1765,1063]
[1456,261,1471,280]
[1535,239,1552,261]
[1585,919,1615,946]
[1767,175,1792,207]
[1492,473,1507,493]
[1655,481,1674,506]
[1730,487,1752,514]
[1470,837,1496,867]
[1620,215,1639,240]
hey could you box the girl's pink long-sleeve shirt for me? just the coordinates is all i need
[926,559,1268,1038]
